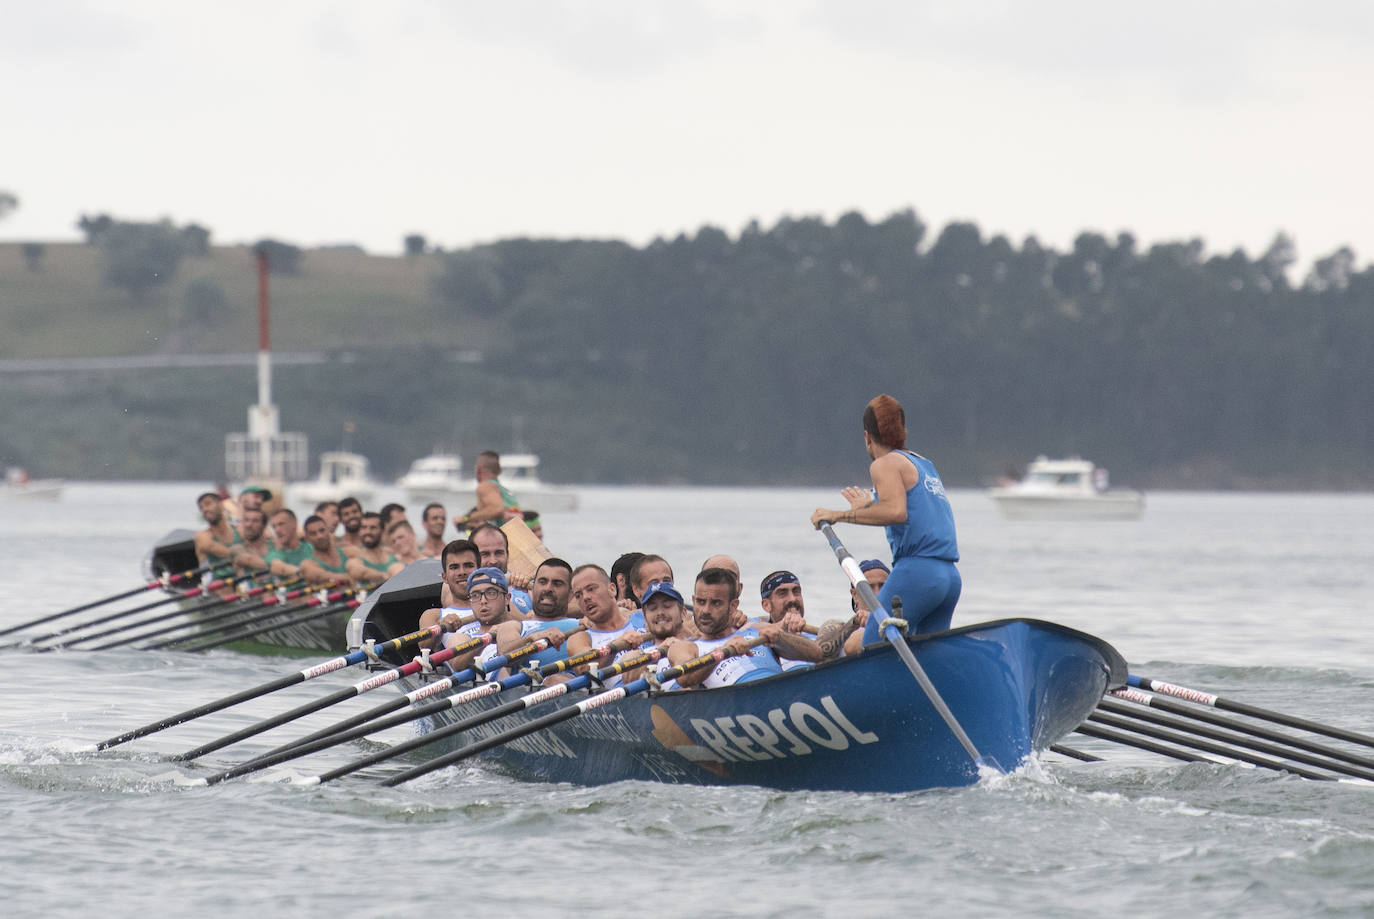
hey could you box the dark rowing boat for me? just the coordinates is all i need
[147,529,352,655]
[348,561,1127,792]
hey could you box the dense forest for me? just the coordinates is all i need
[1,208,1371,488]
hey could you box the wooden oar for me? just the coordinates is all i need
[131,580,318,651]
[15,569,266,650]
[1085,710,1339,781]
[378,637,764,787]
[0,563,222,641]
[1110,687,1374,773]
[175,595,365,654]
[1129,674,1374,751]
[283,633,638,786]
[76,579,287,651]
[816,523,1001,775]
[173,615,481,762]
[88,622,444,752]
[204,629,627,785]
[44,573,284,651]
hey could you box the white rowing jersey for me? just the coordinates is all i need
[586,610,645,688]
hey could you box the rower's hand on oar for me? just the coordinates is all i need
[810,508,839,529]
[439,612,465,632]
[779,610,808,634]
[524,626,570,649]
[506,573,532,591]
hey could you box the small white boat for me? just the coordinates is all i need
[0,467,63,501]
[396,452,465,506]
[988,456,1143,520]
[291,451,378,506]
[493,453,578,513]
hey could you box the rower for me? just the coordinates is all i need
[337,496,364,550]
[450,566,523,674]
[344,512,397,581]
[569,563,644,687]
[298,514,354,587]
[609,552,645,607]
[418,502,448,558]
[491,557,589,679]
[805,559,893,660]
[229,507,273,574]
[628,554,674,606]
[384,519,426,572]
[617,580,695,686]
[470,523,533,615]
[194,492,238,565]
[668,568,815,689]
[313,501,340,535]
[379,503,407,530]
[756,570,823,670]
[265,508,314,578]
[417,539,480,651]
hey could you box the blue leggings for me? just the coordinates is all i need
[862,556,961,646]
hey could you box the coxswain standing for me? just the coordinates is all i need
[810,393,961,645]
[194,492,239,565]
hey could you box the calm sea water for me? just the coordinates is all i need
[2,483,1373,917]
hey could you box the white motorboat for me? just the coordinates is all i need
[0,467,63,501]
[494,453,578,513]
[291,451,378,506]
[988,456,1143,520]
[396,452,465,506]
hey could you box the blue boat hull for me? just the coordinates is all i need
[399,618,1124,793]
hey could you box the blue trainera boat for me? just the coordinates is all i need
[345,561,1126,793]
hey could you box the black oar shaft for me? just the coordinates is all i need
[1086,711,1336,781]
[1074,723,1215,764]
[175,598,356,654]
[817,523,993,772]
[1110,689,1374,773]
[1096,699,1374,781]
[92,623,440,751]
[1131,674,1374,751]
[1049,743,1101,763]
[0,565,218,639]
[72,580,280,650]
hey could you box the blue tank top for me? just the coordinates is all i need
[694,627,783,688]
[886,451,959,562]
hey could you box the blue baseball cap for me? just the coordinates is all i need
[467,567,509,593]
[640,582,684,606]
[859,559,890,574]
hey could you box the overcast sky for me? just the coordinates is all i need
[3,1,1372,270]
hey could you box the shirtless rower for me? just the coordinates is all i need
[455,451,521,531]
[756,570,824,670]
[298,514,354,586]
[337,496,364,551]
[491,557,590,678]
[669,568,819,689]
[194,492,238,565]
[230,508,273,574]
[265,508,314,578]
[345,512,397,582]
[417,539,481,651]
[418,502,447,558]
[384,519,426,574]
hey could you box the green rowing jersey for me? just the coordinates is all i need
[310,549,350,574]
[360,553,398,573]
[266,543,315,567]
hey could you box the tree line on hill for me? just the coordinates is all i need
[2,199,1371,487]
[420,211,1372,487]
